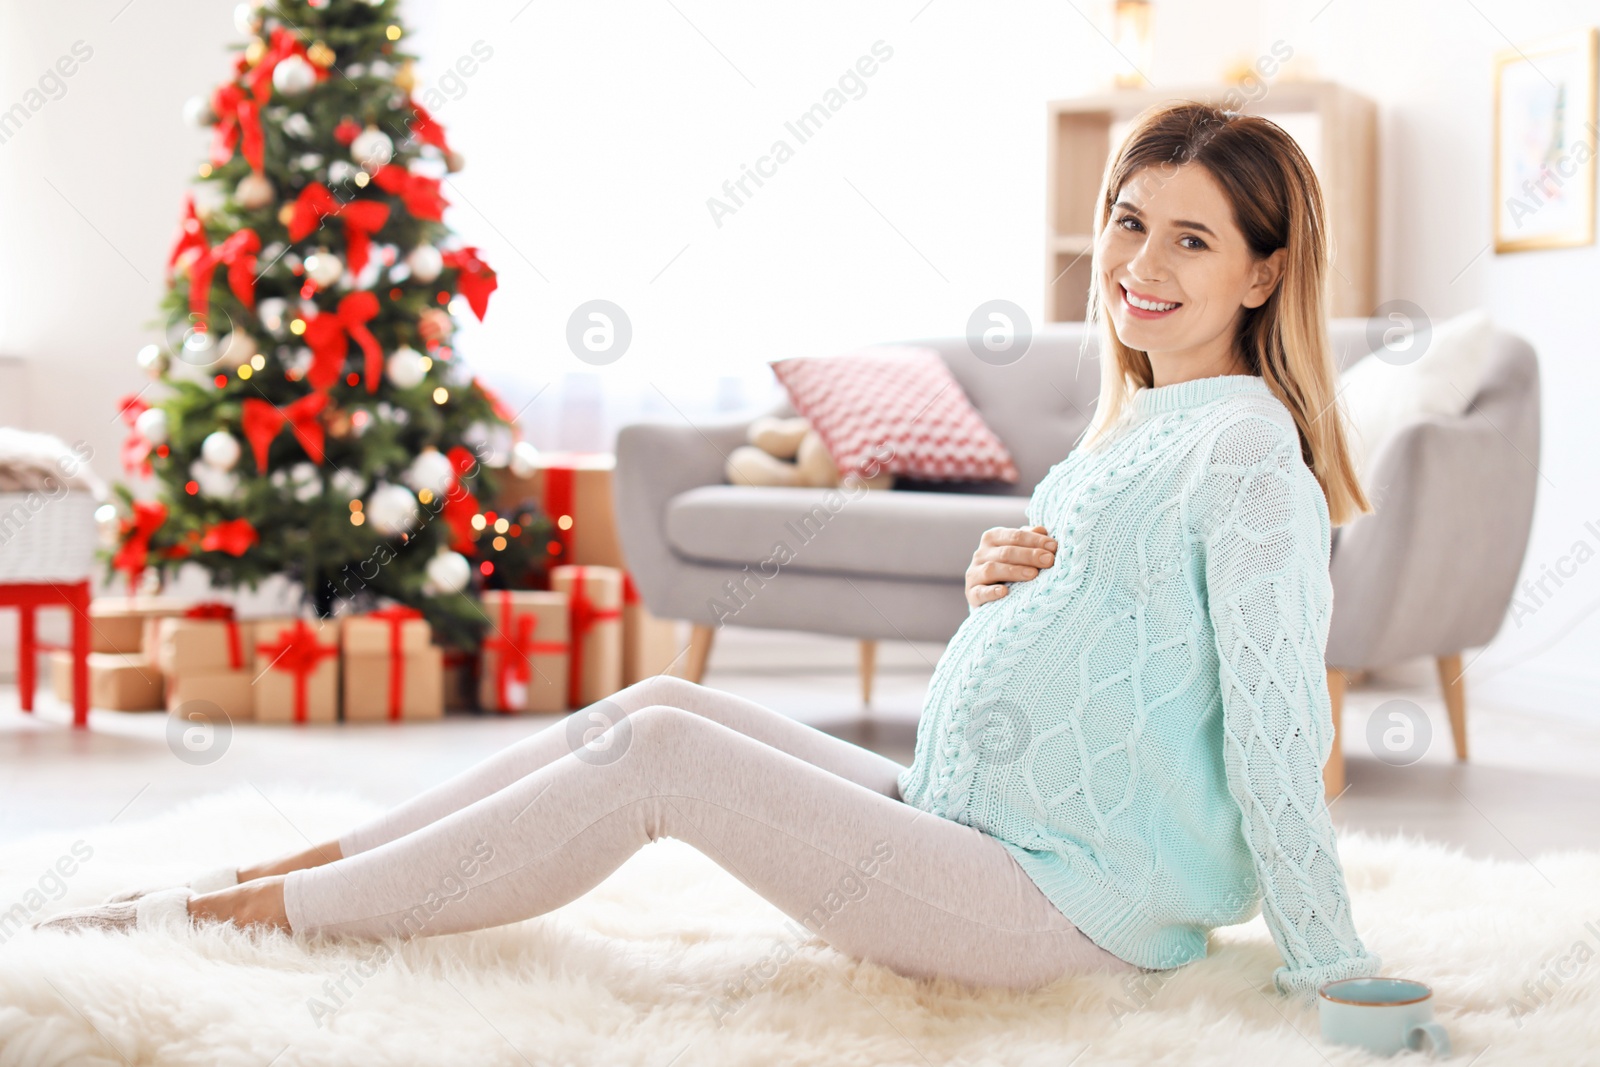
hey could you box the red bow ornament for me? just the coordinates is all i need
[210,81,268,174]
[201,517,260,557]
[373,165,447,222]
[116,394,153,477]
[287,185,390,277]
[302,291,383,393]
[442,246,497,322]
[438,446,480,553]
[167,194,209,286]
[247,26,321,100]
[242,392,328,471]
[188,228,261,320]
[112,501,167,592]
[256,619,338,724]
[407,102,452,154]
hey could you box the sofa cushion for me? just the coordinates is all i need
[664,485,1030,581]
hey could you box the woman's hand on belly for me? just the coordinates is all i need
[965,524,1058,608]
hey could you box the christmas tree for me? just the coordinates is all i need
[111,0,553,647]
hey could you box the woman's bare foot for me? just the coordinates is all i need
[236,840,343,884]
[188,875,291,932]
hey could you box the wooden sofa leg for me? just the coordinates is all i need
[682,624,715,685]
[1435,653,1469,761]
[1324,667,1347,801]
[859,640,876,707]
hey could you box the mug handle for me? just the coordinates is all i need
[1407,1022,1452,1058]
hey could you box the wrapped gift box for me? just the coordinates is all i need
[152,605,253,675]
[343,608,444,722]
[50,651,164,711]
[494,452,622,568]
[478,590,570,714]
[88,595,189,656]
[550,564,623,707]
[253,618,340,724]
[167,670,254,721]
[620,574,685,685]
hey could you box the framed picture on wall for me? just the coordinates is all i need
[1493,27,1598,253]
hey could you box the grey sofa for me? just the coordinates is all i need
[614,318,1539,795]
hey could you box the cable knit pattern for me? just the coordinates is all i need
[896,373,1382,1004]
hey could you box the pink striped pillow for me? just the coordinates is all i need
[769,346,1019,483]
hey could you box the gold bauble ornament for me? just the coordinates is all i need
[324,406,353,439]
[307,41,336,69]
[245,37,267,65]
[395,59,416,92]
[278,202,297,227]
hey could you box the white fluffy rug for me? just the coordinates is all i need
[2,789,1596,1066]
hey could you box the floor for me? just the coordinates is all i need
[3,627,1599,871]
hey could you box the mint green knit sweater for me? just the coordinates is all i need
[897,373,1382,1003]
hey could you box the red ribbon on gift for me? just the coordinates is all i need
[287,185,390,277]
[210,81,267,174]
[189,228,261,320]
[366,605,424,721]
[242,392,328,471]
[621,570,641,606]
[185,601,243,670]
[563,567,621,709]
[256,619,338,724]
[482,592,569,713]
[113,500,166,593]
[373,165,448,221]
[303,291,383,392]
[543,463,574,561]
[441,246,497,322]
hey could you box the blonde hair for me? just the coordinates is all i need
[1076,101,1371,526]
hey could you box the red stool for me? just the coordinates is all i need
[0,580,91,728]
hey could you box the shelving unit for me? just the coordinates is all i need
[1045,81,1378,321]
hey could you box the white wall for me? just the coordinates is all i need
[0,0,1596,706]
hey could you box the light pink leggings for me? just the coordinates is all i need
[282,675,1138,991]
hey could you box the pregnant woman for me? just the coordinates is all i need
[43,99,1383,1003]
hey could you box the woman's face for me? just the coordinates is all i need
[1096,162,1285,382]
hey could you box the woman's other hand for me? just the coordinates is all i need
[965,524,1057,609]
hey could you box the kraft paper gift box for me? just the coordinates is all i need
[50,651,165,711]
[478,590,570,714]
[342,608,444,722]
[152,605,254,675]
[88,595,189,655]
[166,670,255,721]
[493,451,623,568]
[253,618,341,724]
[619,573,685,685]
[550,564,624,707]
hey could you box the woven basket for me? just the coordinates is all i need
[0,490,100,583]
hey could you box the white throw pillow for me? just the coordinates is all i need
[1337,308,1493,484]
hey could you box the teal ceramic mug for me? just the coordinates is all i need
[1318,977,1451,1058]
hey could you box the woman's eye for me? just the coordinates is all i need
[1180,235,1208,250]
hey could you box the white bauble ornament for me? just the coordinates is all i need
[330,467,365,500]
[288,462,321,502]
[216,331,258,369]
[137,343,167,378]
[201,431,242,471]
[95,504,119,549]
[304,251,343,287]
[404,448,455,496]
[295,152,324,172]
[281,112,313,140]
[366,483,419,536]
[235,172,274,210]
[385,346,427,389]
[406,244,443,283]
[272,54,316,96]
[327,160,356,185]
[189,459,239,500]
[350,125,394,169]
[509,440,541,478]
[256,297,288,335]
[233,4,259,34]
[182,95,214,127]
[134,408,168,445]
[424,550,471,595]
